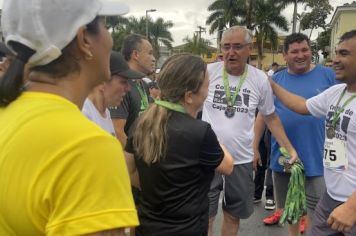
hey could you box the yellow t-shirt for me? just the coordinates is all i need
[0,92,138,235]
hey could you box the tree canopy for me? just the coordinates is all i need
[106,15,174,61]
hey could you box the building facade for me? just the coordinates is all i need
[329,1,356,59]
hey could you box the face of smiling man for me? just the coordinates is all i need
[283,40,312,74]
[221,30,252,76]
[333,36,356,88]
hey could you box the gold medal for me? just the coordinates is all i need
[326,127,335,139]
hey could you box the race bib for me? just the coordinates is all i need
[324,138,347,171]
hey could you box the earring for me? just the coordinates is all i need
[85,51,93,60]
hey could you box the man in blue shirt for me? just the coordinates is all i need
[260,33,336,235]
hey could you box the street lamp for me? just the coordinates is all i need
[145,9,157,38]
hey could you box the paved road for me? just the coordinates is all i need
[212,196,289,236]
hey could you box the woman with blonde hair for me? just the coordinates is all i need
[125,54,233,236]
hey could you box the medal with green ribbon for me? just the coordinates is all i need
[136,81,149,115]
[223,66,248,118]
[155,100,186,113]
[327,87,356,139]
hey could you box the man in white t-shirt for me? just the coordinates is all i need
[202,26,297,236]
[270,30,356,235]
[82,51,144,136]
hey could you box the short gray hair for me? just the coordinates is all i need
[222,26,253,44]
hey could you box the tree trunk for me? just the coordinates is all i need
[309,28,314,39]
[257,35,264,69]
[218,30,223,52]
[246,0,253,29]
[153,41,160,62]
[292,0,298,33]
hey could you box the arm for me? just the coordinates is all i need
[87,229,125,236]
[263,112,298,164]
[112,118,127,147]
[327,191,356,233]
[270,79,310,115]
[124,151,140,189]
[215,144,234,175]
[253,112,265,171]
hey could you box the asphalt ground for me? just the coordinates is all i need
[212,194,289,236]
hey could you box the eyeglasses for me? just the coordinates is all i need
[221,43,251,52]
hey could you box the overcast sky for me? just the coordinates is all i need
[0,0,351,46]
[117,0,351,46]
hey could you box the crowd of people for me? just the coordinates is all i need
[0,0,355,236]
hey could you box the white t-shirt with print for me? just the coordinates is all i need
[306,84,356,202]
[82,98,116,137]
[202,62,275,164]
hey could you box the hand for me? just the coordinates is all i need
[286,148,298,165]
[327,202,356,233]
[253,149,262,171]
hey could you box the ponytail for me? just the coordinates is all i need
[0,42,35,107]
[133,104,171,165]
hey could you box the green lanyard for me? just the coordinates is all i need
[135,81,149,111]
[155,100,186,113]
[223,66,248,107]
[330,87,356,128]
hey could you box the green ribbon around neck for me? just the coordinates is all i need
[223,66,248,107]
[154,100,186,113]
[330,87,356,128]
[135,81,149,111]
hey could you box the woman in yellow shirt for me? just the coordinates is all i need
[0,0,138,235]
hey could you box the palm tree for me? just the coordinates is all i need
[106,16,129,34]
[252,0,288,67]
[109,16,173,61]
[206,0,288,68]
[125,16,146,35]
[147,17,174,60]
[206,0,245,43]
[182,34,212,56]
[279,0,308,33]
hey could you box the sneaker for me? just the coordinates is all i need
[263,209,283,225]
[265,199,276,210]
[253,197,262,203]
[300,216,306,234]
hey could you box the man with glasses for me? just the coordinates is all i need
[203,26,297,236]
[109,34,156,147]
[109,34,155,236]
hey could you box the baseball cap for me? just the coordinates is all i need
[0,42,14,58]
[1,0,129,68]
[110,51,145,80]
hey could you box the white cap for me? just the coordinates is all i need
[1,0,129,67]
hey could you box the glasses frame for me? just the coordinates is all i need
[221,43,251,52]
